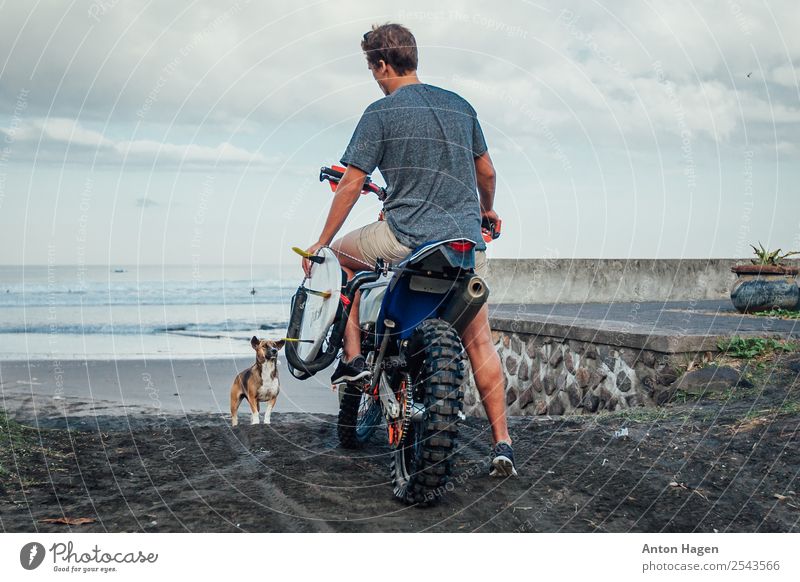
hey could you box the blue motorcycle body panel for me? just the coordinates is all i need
[377,276,446,339]
[375,239,475,340]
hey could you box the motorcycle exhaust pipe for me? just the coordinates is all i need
[441,275,489,335]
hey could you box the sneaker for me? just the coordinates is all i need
[331,354,370,385]
[490,441,518,477]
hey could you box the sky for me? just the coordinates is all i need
[0,0,798,267]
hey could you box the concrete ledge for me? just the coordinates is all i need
[490,313,722,353]
[489,300,800,354]
[486,258,800,304]
[470,300,799,417]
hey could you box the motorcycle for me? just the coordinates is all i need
[284,166,500,505]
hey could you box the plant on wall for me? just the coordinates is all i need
[750,242,800,267]
[730,242,800,313]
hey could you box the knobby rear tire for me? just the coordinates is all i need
[390,319,464,506]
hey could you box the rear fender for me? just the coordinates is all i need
[392,239,477,280]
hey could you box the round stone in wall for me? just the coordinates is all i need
[564,351,575,373]
[518,387,534,409]
[506,387,518,406]
[511,335,523,355]
[518,357,529,381]
[567,383,582,408]
[616,372,633,392]
[582,393,600,412]
[547,396,565,416]
[505,355,519,375]
[543,375,557,395]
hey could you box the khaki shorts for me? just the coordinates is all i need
[352,221,488,279]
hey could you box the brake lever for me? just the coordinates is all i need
[481,217,502,241]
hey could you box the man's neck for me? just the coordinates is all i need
[384,72,421,95]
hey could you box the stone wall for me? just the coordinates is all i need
[463,330,713,418]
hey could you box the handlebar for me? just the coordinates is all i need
[318,165,500,242]
[319,166,386,200]
[481,216,502,241]
[319,166,344,182]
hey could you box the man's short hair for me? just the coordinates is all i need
[361,23,418,75]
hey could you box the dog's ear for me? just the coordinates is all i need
[250,336,259,349]
[274,339,285,350]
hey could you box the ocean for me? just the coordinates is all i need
[0,264,301,360]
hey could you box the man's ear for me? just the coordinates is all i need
[275,340,285,351]
[251,336,259,349]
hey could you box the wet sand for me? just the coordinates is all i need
[1,355,799,532]
[0,358,340,419]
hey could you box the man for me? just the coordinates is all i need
[302,23,516,477]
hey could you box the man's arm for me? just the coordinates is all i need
[302,165,367,276]
[316,165,367,245]
[475,151,497,217]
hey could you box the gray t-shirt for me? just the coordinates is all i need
[340,83,488,251]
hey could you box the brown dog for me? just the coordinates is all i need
[230,336,285,427]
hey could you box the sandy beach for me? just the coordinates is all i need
[0,358,340,420]
[2,354,799,533]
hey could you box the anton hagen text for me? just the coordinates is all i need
[642,544,719,557]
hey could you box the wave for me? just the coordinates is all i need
[0,320,288,336]
[0,280,299,308]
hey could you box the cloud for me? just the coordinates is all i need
[770,64,800,88]
[3,117,276,167]
[115,138,270,165]
[0,1,796,162]
[29,117,113,148]
[1,1,796,141]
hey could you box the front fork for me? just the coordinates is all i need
[338,317,402,421]
[373,319,400,419]
[376,328,422,426]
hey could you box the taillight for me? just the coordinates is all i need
[448,240,475,252]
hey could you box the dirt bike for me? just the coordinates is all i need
[284,166,499,505]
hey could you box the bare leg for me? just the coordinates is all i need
[329,233,370,362]
[460,304,511,445]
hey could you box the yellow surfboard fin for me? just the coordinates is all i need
[292,246,324,263]
[306,288,332,299]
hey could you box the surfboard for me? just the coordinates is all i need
[295,247,342,363]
